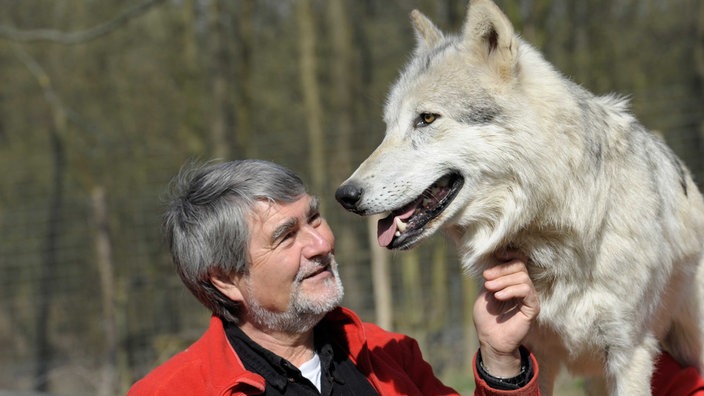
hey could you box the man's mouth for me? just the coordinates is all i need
[377,172,464,249]
[304,267,328,279]
[300,261,332,281]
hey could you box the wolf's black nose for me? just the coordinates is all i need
[335,183,363,211]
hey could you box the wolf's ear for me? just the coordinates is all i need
[410,9,444,53]
[462,0,517,80]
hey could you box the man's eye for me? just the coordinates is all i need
[309,212,322,226]
[414,113,439,128]
[276,230,296,245]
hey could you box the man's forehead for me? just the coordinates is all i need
[249,194,316,226]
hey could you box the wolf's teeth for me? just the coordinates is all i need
[395,217,408,232]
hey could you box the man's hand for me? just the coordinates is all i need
[473,250,540,378]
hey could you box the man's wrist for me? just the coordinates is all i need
[477,344,521,377]
[476,346,533,390]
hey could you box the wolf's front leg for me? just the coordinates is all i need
[533,355,560,396]
[607,337,658,396]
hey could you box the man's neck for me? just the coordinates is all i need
[238,321,316,367]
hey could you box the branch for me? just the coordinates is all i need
[11,43,62,110]
[12,43,106,139]
[0,0,166,44]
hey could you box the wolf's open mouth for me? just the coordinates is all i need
[377,172,464,249]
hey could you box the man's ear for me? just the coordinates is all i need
[210,273,244,302]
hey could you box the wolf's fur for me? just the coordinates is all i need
[334,1,704,394]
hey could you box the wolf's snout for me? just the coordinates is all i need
[335,183,363,212]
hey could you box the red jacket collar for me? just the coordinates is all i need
[200,307,366,394]
[198,315,266,394]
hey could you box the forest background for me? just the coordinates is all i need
[0,0,702,395]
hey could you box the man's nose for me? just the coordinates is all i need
[302,226,333,258]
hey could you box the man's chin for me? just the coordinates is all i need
[299,271,344,308]
[246,306,324,334]
[244,268,344,334]
[246,292,343,334]
[295,289,344,316]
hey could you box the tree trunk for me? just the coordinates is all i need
[327,0,353,183]
[35,123,64,392]
[325,0,366,312]
[400,250,425,349]
[446,0,465,29]
[462,275,478,373]
[694,0,704,184]
[296,0,326,198]
[12,42,67,393]
[233,0,255,157]
[571,1,590,84]
[368,215,392,329]
[429,239,448,331]
[207,0,231,159]
[92,187,118,396]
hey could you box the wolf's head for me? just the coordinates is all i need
[336,0,567,254]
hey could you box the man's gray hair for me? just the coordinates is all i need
[163,159,306,323]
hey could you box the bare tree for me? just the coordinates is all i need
[92,187,118,396]
[695,0,704,184]
[399,251,425,347]
[296,0,326,199]
[233,0,256,157]
[206,0,232,159]
[324,0,368,314]
[12,44,66,392]
[368,216,392,329]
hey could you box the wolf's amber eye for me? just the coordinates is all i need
[415,113,439,128]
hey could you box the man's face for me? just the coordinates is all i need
[238,194,343,333]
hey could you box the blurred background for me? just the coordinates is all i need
[0,0,702,395]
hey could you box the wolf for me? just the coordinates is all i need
[334,0,704,394]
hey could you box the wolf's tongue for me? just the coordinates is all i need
[377,217,397,248]
[377,204,417,247]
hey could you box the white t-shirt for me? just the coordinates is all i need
[299,352,322,392]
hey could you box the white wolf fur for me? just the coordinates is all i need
[334,0,704,394]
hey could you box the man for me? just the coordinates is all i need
[128,159,704,395]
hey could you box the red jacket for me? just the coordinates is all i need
[128,307,704,396]
[128,307,457,395]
